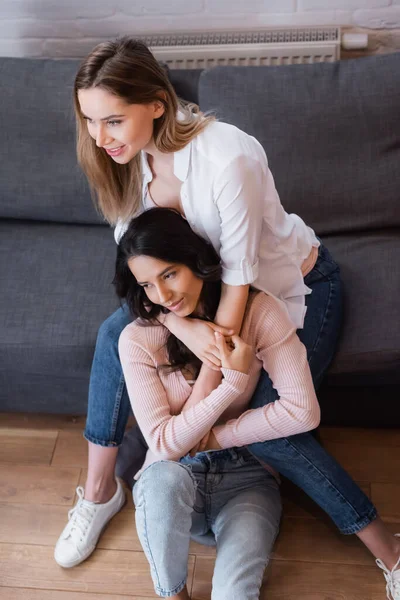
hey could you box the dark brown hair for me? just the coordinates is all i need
[114,208,222,374]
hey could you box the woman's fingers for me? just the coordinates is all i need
[202,357,221,370]
[203,351,221,368]
[209,323,234,336]
[214,332,229,357]
[198,431,211,452]
[189,443,200,457]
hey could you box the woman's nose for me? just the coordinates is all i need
[96,125,111,148]
[157,285,172,304]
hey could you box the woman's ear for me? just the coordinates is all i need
[153,92,167,119]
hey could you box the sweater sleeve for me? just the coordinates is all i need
[213,294,321,448]
[118,325,249,460]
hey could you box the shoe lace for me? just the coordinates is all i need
[376,535,400,600]
[63,486,97,542]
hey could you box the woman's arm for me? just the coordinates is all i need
[118,326,249,461]
[172,282,249,411]
[211,294,321,448]
[165,153,267,399]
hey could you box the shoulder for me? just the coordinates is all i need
[193,121,267,170]
[118,320,168,357]
[242,292,296,348]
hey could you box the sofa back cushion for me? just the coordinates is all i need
[199,52,400,236]
[0,58,199,225]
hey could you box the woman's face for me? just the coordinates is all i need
[128,255,204,317]
[78,87,165,164]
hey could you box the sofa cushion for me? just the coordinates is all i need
[0,220,119,413]
[0,57,199,226]
[199,53,400,237]
[323,231,400,382]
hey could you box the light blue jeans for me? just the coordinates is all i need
[133,449,281,599]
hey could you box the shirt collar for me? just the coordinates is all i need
[141,141,191,184]
[141,151,152,183]
[141,111,192,184]
[173,140,191,182]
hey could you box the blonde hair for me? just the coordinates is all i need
[74,37,214,225]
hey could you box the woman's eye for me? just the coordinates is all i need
[107,120,121,126]
[164,271,176,280]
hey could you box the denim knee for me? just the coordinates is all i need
[96,306,131,350]
[134,460,196,507]
[133,461,197,597]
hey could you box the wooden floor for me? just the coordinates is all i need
[0,414,399,599]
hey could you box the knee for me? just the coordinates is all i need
[137,461,196,504]
[97,308,130,349]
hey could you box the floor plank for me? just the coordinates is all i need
[0,589,153,600]
[0,543,195,596]
[319,426,400,448]
[51,431,88,468]
[322,440,400,483]
[0,499,217,559]
[0,465,80,505]
[1,414,399,600]
[0,413,86,431]
[273,517,376,566]
[0,428,58,465]
[191,557,386,599]
[371,483,400,523]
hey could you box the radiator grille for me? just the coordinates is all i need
[136,27,341,69]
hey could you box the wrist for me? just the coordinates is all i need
[162,311,179,333]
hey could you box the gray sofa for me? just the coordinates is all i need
[1,52,399,426]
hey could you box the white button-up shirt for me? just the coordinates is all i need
[115,120,319,329]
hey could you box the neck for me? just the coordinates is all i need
[143,138,173,168]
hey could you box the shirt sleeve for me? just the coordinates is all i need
[114,219,129,244]
[213,154,279,286]
[118,326,249,461]
[213,294,321,447]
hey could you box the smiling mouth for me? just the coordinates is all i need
[166,298,184,311]
[105,145,125,156]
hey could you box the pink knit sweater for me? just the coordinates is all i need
[119,292,320,478]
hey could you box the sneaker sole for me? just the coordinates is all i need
[54,490,127,569]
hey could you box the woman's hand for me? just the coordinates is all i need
[165,316,234,370]
[190,430,222,456]
[214,332,253,374]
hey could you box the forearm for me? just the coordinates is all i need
[186,284,249,408]
[184,367,222,410]
[213,332,321,448]
[215,283,249,333]
[146,369,248,460]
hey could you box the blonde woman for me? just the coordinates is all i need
[54,37,400,599]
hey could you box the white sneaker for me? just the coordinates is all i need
[54,478,126,568]
[376,535,400,600]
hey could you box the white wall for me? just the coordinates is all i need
[1,0,400,58]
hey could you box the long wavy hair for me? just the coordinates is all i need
[114,208,222,374]
[74,36,214,225]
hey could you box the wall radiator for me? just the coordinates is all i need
[138,27,341,69]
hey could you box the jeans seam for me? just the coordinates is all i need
[139,483,162,592]
[109,374,126,443]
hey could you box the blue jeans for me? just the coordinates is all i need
[85,243,377,534]
[133,449,281,598]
